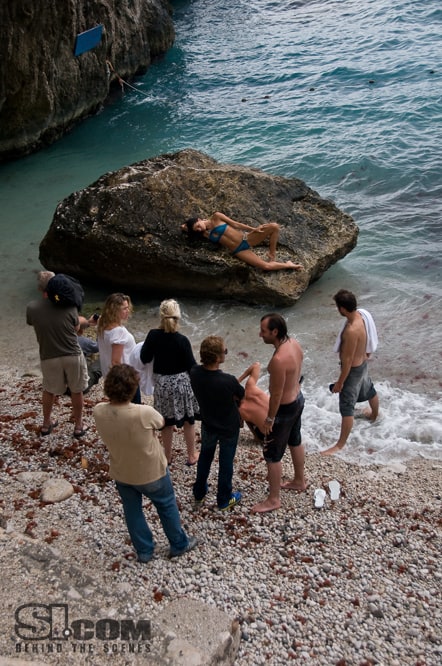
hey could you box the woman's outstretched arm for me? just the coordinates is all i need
[211,211,255,232]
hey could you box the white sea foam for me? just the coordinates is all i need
[302,382,442,465]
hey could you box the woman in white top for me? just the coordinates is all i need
[97,293,140,403]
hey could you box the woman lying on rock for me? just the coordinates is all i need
[181,212,303,271]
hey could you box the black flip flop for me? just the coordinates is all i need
[40,420,59,436]
[73,427,88,439]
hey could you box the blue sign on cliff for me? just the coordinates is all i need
[74,25,103,57]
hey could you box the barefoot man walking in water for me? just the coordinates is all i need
[251,313,306,514]
[321,289,379,456]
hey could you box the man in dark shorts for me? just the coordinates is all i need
[251,313,306,514]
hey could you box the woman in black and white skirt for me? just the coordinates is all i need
[140,299,199,466]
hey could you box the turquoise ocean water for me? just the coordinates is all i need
[0,0,441,462]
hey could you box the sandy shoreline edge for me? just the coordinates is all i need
[1,370,441,664]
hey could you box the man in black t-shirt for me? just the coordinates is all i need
[190,336,245,511]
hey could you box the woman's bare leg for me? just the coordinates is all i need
[235,249,303,272]
[161,426,174,463]
[267,224,279,261]
[183,422,199,464]
[247,223,280,261]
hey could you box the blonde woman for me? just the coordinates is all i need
[140,299,199,465]
[97,293,140,404]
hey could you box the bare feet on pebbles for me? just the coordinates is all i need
[251,498,281,514]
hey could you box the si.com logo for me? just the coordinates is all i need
[15,604,151,641]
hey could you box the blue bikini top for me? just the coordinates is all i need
[208,223,227,244]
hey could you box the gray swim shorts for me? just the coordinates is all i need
[339,361,377,417]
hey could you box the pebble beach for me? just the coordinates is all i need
[1,0,441,662]
[0,368,441,665]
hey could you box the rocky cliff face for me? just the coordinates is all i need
[39,149,359,306]
[0,0,174,161]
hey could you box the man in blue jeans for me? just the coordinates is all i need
[190,336,245,510]
[93,364,197,562]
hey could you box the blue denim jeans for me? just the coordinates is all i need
[116,469,188,559]
[193,424,239,507]
[131,385,142,404]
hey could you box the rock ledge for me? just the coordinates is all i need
[39,149,359,306]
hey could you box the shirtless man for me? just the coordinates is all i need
[321,289,379,456]
[251,313,306,514]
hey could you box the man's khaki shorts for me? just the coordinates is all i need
[41,354,89,395]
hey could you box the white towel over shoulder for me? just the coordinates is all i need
[129,342,154,396]
[333,308,378,353]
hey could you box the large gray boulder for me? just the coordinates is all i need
[39,149,358,306]
[0,0,174,161]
